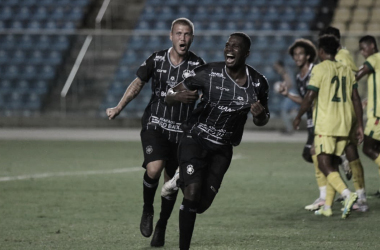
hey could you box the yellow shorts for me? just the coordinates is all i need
[364,116,380,141]
[314,134,349,156]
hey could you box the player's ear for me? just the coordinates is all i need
[245,50,250,58]
[170,31,173,42]
[306,55,310,61]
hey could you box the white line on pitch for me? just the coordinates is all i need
[0,167,142,182]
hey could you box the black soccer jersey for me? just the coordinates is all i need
[136,48,205,143]
[182,62,269,146]
[296,63,314,128]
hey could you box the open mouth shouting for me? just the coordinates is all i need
[179,43,187,51]
[226,53,235,64]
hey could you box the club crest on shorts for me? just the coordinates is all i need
[186,164,194,175]
[146,145,153,154]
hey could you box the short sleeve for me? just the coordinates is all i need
[258,76,269,107]
[364,55,376,72]
[307,66,321,92]
[136,52,156,82]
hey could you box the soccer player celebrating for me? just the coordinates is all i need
[356,35,380,197]
[106,18,205,247]
[165,32,270,250]
[319,26,368,211]
[293,35,364,219]
[277,39,327,211]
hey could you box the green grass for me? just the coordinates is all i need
[0,140,380,250]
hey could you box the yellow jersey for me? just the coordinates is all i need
[364,52,380,118]
[336,48,358,72]
[307,60,358,136]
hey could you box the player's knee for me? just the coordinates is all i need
[184,183,201,202]
[362,144,372,157]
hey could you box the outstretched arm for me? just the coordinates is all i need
[293,90,317,130]
[165,82,198,105]
[106,77,145,120]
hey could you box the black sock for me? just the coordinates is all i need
[143,171,159,213]
[156,191,178,228]
[179,198,198,250]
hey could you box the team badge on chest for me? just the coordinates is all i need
[186,164,194,175]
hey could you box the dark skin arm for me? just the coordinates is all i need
[251,101,269,126]
[293,90,317,130]
[352,88,364,144]
[355,64,372,81]
[165,82,199,105]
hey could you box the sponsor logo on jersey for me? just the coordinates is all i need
[218,106,235,112]
[209,71,225,79]
[188,61,200,66]
[154,55,165,62]
[186,165,194,175]
[146,145,153,154]
[216,86,229,91]
[151,116,181,132]
[197,123,226,138]
[166,78,178,87]
[157,69,167,73]
[233,96,246,105]
[182,69,196,79]
[161,91,166,97]
[253,81,260,87]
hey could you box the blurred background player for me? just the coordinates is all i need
[273,60,299,135]
[277,38,326,211]
[106,18,205,247]
[165,32,270,250]
[356,35,380,198]
[319,26,368,211]
[293,35,363,218]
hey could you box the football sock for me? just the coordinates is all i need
[327,171,348,195]
[312,155,327,188]
[325,182,335,207]
[319,186,327,200]
[350,159,365,190]
[179,198,198,250]
[356,188,366,201]
[157,190,178,228]
[143,171,159,212]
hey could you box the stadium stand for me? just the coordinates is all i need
[100,0,326,118]
[0,0,91,116]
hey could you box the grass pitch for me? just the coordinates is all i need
[0,140,379,250]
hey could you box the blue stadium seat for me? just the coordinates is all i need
[1,0,19,7]
[296,21,310,31]
[277,22,292,31]
[282,7,297,22]
[35,35,51,50]
[136,20,150,30]
[52,35,70,50]
[4,65,19,80]
[299,7,316,22]
[33,80,49,94]
[22,65,37,80]
[0,49,9,64]
[67,7,83,21]
[245,7,262,21]
[263,6,279,21]
[260,22,274,31]
[0,79,13,94]
[193,6,208,20]
[40,65,55,80]
[129,35,146,50]
[0,6,13,20]
[15,6,31,20]
[121,50,138,64]
[10,20,24,29]
[154,20,167,30]
[24,92,42,110]
[27,20,42,30]
[115,66,133,80]
[207,21,221,30]
[61,21,76,30]
[17,80,31,94]
[11,49,26,65]
[46,50,63,65]
[19,34,34,49]
[210,6,225,21]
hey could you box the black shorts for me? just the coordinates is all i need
[140,129,179,178]
[178,133,233,193]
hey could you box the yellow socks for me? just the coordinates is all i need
[350,159,365,190]
[324,182,335,208]
[312,154,327,187]
[327,171,347,194]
